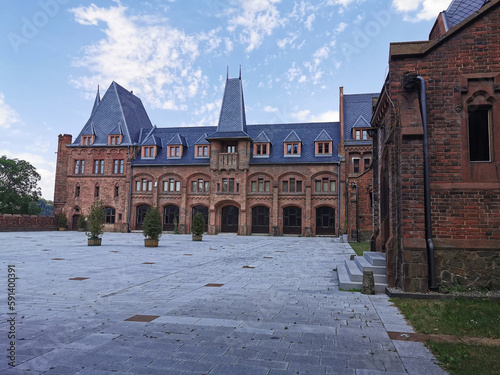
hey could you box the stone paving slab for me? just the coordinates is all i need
[0,232,448,374]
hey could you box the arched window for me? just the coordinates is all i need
[104,207,115,223]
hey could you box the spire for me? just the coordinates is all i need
[239,65,241,79]
[226,66,229,81]
[91,85,101,116]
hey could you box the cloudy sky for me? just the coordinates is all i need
[0,0,451,198]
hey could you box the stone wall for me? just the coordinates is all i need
[0,214,57,232]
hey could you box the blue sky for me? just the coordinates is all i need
[0,0,451,198]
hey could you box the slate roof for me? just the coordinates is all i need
[70,81,153,147]
[167,133,188,146]
[132,122,341,166]
[254,131,271,143]
[207,78,250,140]
[315,129,333,142]
[343,93,378,142]
[443,0,488,30]
[283,130,301,143]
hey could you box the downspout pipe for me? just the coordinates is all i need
[416,76,437,291]
[404,74,437,290]
[351,182,360,242]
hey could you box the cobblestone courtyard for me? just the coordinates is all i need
[0,233,446,374]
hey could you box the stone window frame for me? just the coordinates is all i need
[108,135,122,145]
[253,142,270,157]
[195,145,210,158]
[74,159,85,175]
[167,145,182,159]
[313,175,337,194]
[163,178,181,194]
[93,159,104,174]
[142,146,156,158]
[104,207,116,224]
[284,142,301,157]
[135,178,153,192]
[113,159,124,174]
[315,141,333,156]
[81,135,94,146]
[456,72,500,181]
[281,177,303,194]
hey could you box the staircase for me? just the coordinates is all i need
[338,251,387,293]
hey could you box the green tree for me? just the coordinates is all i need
[142,206,163,240]
[0,156,41,214]
[37,198,54,215]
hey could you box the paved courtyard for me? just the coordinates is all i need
[0,232,447,375]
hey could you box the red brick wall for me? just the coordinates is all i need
[373,4,500,291]
[0,215,57,231]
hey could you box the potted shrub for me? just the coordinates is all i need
[142,206,162,247]
[57,212,68,231]
[192,212,205,241]
[77,214,87,232]
[86,200,105,246]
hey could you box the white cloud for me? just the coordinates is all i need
[334,22,348,34]
[392,0,450,22]
[291,109,339,122]
[304,13,315,30]
[70,3,212,111]
[277,32,300,49]
[286,63,302,82]
[264,106,278,112]
[302,45,330,84]
[227,0,283,52]
[0,93,20,129]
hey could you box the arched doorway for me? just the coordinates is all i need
[163,205,179,231]
[136,204,150,230]
[221,205,239,233]
[71,206,81,231]
[192,205,209,232]
[316,206,335,235]
[283,206,302,234]
[252,206,269,234]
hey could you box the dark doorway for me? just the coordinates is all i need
[136,204,150,230]
[283,206,302,234]
[192,205,209,232]
[221,205,239,233]
[252,206,270,234]
[71,215,79,231]
[163,205,179,231]
[316,207,335,235]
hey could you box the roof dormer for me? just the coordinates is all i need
[167,133,187,159]
[314,129,333,156]
[283,130,302,157]
[253,131,271,157]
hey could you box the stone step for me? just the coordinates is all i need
[354,256,386,276]
[337,262,387,293]
[363,251,386,267]
[346,260,386,284]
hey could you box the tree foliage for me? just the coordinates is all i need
[142,206,163,240]
[86,200,105,239]
[0,155,41,214]
[192,213,205,236]
[37,198,54,216]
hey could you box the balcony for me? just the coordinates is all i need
[219,153,238,170]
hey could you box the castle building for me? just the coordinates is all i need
[371,0,500,292]
[55,75,376,237]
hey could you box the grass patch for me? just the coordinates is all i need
[426,342,500,375]
[392,298,500,338]
[339,288,362,292]
[349,241,370,256]
[392,298,500,375]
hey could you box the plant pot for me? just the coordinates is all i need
[88,238,102,246]
[144,239,159,247]
[192,234,203,241]
[78,228,85,232]
[58,228,66,231]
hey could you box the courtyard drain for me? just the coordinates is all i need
[52,258,64,260]
[69,277,89,281]
[110,251,119,253]
[242,266,255,269]
[184,254,193,256]
[124,315,160,322]
[142,262,155,264]
[263,257,273,259]
[205,284,224,287]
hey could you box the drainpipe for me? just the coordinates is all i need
[337,163,341,237]
[403,74,437,291]
[350,182,360,242]
[127,147,134,233]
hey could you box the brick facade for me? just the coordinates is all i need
[371,0,500,292]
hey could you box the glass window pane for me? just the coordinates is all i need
[296,180,302,193]
[258,178,263,192]
[283,181,288,192]
[251,181,257,192]
[192,181,197,192]
[315,180,321,192]
[330,181,336,192]
[204,181,209,192]
[148,181,152,191]
[265,181,270,192]
[229,178,234,192]
[290,178,295,193]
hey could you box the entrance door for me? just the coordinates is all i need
[316,207,335,235]
[252,206,269,234]
[163,205,179,231]
[283,206,302,234]
[136,204,150,230]
[192,205,209,232]
[71,215,79,231]
[221,205,239,233]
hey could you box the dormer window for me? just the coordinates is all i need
[81,135,94,146]
[108,135,122,145]
[353,128,370,140]
[195,145,209,158]
[142,146,156,158]
[284,142,301,156]
[168,145,182,158]
[315,141,332,156]
[254,143,270,157]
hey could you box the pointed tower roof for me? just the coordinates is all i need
[207,77,250,140]
[91,86,101,116]
[71,81,153,147]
